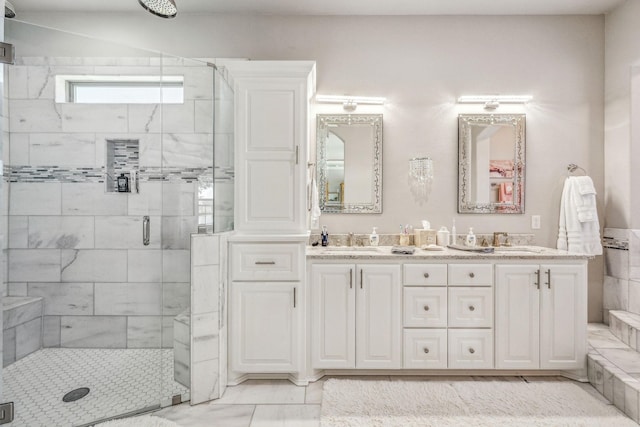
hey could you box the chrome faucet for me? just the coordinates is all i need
[347,232,355,247]
[493,232,509,247]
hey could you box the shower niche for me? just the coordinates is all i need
[106,138,140,193]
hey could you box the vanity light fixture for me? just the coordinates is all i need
[457,95,533,110]
[315,95,386,111]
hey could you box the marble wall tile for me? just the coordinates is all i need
[16,317,42,360]
[27,282,94,315]
[614,376,626,412]
[174,315,190,346]
[43,315,61,348]
[95,282,162,316]
[604,276,629,311]
[215,100,234,134]
[127,316,162,348]
[9,249,61,282]
[177,66,214,101]
[163,282,190,316]
[162,182,196,217]
[630,281,640,316]
[161,102,195,134]
[60,315,127,348]
[10,133,30,165]
[192,334,219,364]
[9,216,28,248]
[95,215,161,249]
[191,358,220,404]
[9,100,62,132]
[8,65,29,99]
[128,182,163,216]
[192,312,218,339]
[61,249,127,282]
[3,327,16,367]
[162,316,174,348]
[605,247,630,280]
[174,341,190,388]
[60,103,128,133]
[3,297,43,329]
[128,104,161,134]
[192,265,219,315]
[162,133,213,168]
[128,250,162,283]
[163,250,190,283]
[62,183,128,216]
[214,133,234,169]
[593,360,604,394]
[195,100,213,133]
[8,283,28,296]
[10,182,62,215]
[191,234,220,266]
[214,181,234,215]
[28,216,95,249]
[631,230,640,281]
[162,216,198,250]
[29,133,97,166]
[625,382,640,422]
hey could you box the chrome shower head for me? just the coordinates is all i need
[138,0,177,18]
[5,1,16,18]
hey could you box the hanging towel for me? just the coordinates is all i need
[498,182,513,203]
[557,176,602,255]
[309,169,321,230]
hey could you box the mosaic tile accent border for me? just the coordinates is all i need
[7,166,233,183]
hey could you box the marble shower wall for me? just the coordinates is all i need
[603,228,640,323]
[3,56,228,349]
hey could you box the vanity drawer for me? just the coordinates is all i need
[230,243,303,281]
[448,287,493,328]
[448,264,492,286]
[403,329,447,369]
[403,287,447,328]
[403,264,447,286]
[448,329,494,369]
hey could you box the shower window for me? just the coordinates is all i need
[55,75,184,104]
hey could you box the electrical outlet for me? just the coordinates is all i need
[531,215,541,230]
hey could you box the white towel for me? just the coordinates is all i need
[557,176,602,255]
[309,169,321,230]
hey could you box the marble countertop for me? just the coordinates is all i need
[306,245,591,260]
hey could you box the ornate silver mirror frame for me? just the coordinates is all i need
[317,114,382,213]
[458,114,525,214]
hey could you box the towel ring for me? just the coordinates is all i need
[567,164,587,176]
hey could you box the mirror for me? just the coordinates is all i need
[458,114,525,214]
[317,114,383,213]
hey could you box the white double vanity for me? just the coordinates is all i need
[222,60,590,389]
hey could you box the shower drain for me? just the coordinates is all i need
[62,387,90,402]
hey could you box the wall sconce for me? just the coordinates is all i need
[408,157,433,204]
[457,95,532,110]
[315,95,386,111]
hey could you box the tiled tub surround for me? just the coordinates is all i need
[3,56,234,349]
[2,296,43,367]
[603,228,640,323]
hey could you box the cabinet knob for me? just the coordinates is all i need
[423,272,430,278]
[468,348,475,354]
[468,305,475,312]
[469,272,475,278]
[423,305,430,311]
[423,348,430,354]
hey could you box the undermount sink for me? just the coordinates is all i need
[322,246,381,253]
[493,246,544,254]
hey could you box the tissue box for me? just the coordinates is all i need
[414,229,437,246]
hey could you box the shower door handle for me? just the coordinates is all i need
[143,216,150,246]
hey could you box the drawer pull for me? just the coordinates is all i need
[468,272,475,278]
[255,261,276,265]
[423,347,430,354]
[535,269,541,289]
[468,305,475,312]
[423,272,430,278]
[546,269,551,289]
[350,268,353,289]
[423,305,430,311]
[468,348,475,354]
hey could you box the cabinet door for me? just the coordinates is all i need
[230,282,298,373]
[495,265,540,369]
[234,79,309,233]
[311,264,356,369]
[356,265,402,369]
[540,264,587,370]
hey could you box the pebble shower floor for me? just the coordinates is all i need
[3,348,189,426]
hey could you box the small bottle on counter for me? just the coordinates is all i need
[321,226,329,246]
[369,227,379,246]
[465,227,477,247]
[436,226,450,247]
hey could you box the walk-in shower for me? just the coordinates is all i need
[0,19,234,426]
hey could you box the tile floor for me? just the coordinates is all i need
[3,348,188,427]
[149,375,613,427]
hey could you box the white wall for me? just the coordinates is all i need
[13,13,606,321]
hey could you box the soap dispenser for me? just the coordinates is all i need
[465,227,477,247]
[369,227,379,246]
[321,226,329,247]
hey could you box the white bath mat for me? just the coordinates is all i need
[98,415,182,427]
[320,379,636,427]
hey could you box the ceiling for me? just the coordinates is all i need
[8,0,627,16]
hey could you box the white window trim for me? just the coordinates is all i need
[55,75,184,104]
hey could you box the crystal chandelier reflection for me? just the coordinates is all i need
[408,157,434,204]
